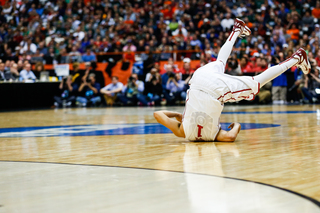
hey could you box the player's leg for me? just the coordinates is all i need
[217,19,251,67]
[254,48,311,87]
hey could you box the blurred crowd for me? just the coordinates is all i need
[1,0,320,106]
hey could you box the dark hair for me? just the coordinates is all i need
[91,61,97,69]
[271,55,280,64]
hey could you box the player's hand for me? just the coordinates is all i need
[228,122,241,133]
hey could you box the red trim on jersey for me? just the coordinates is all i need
[217,88,252,101]
[217,78,260,102]
[229,31,235,41]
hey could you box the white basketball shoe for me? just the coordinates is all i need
[291,48,311,74]
[232,18,251,38]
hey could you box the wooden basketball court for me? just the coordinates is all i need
[0,105,320,212]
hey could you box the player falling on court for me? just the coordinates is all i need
[154,18,311,142]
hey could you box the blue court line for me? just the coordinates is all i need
[0,123,280,138]
[222,111,317,114]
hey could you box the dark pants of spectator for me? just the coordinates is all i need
[117,94,149,106]
[54,96,76,107]
[301,87,320,103]
[76,96,101,106]
[138,94,161,106]
[164,91,184,105]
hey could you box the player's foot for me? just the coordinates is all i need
[240,26,251,38]
[292,48,311,74]
[232,18,251,38]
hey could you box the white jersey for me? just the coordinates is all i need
[182,61,260,141]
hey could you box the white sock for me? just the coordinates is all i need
[254,58,298,87]
[217,31,241,66]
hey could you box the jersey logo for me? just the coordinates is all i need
[189,112,214,140]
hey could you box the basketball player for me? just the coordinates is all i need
[154,19,311,142]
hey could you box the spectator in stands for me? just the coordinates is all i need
[315,49,320,67]
[123,48,135,63]
[288,68,305,103]
[76,73,101,107]
[81,62,93,83]
[315,24,320,41]
[20,63,36,82]
[226,55,241,76]
[301,61,320,103]
[68,46,82,63]
[145,68,158,82]
[163,58,179,74]
[122,39,137,52]
[17,60,24,72]
[4,60,10,72]
[221,13,234,31]
[100,76,124,106]
[161,63,174,90]
[286,22,300,44]
[172,21,188,37]
[160,45,172,61]
[73,26,85,41]
[240,57,253,75]
[0,63,13,81]
[38,42,48,56]
[312,1,320,19]
[33,62,45,79]
[70,62,83,90]
[82,48,97,62]
[10,63,20,80]
[140,76,163,106]
[164,73,185,105]
[54,76,76,108]
[271,54,288,105]
[301,11,314,31]
[118,73,145,106]
[190,35,201,47]
[180,57,194,76]
[253,82,272,104]
[20,38,37,54]
[44,47,56,65]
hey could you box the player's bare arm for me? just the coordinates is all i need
[153,111,185,138]
[215,122,241,142]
